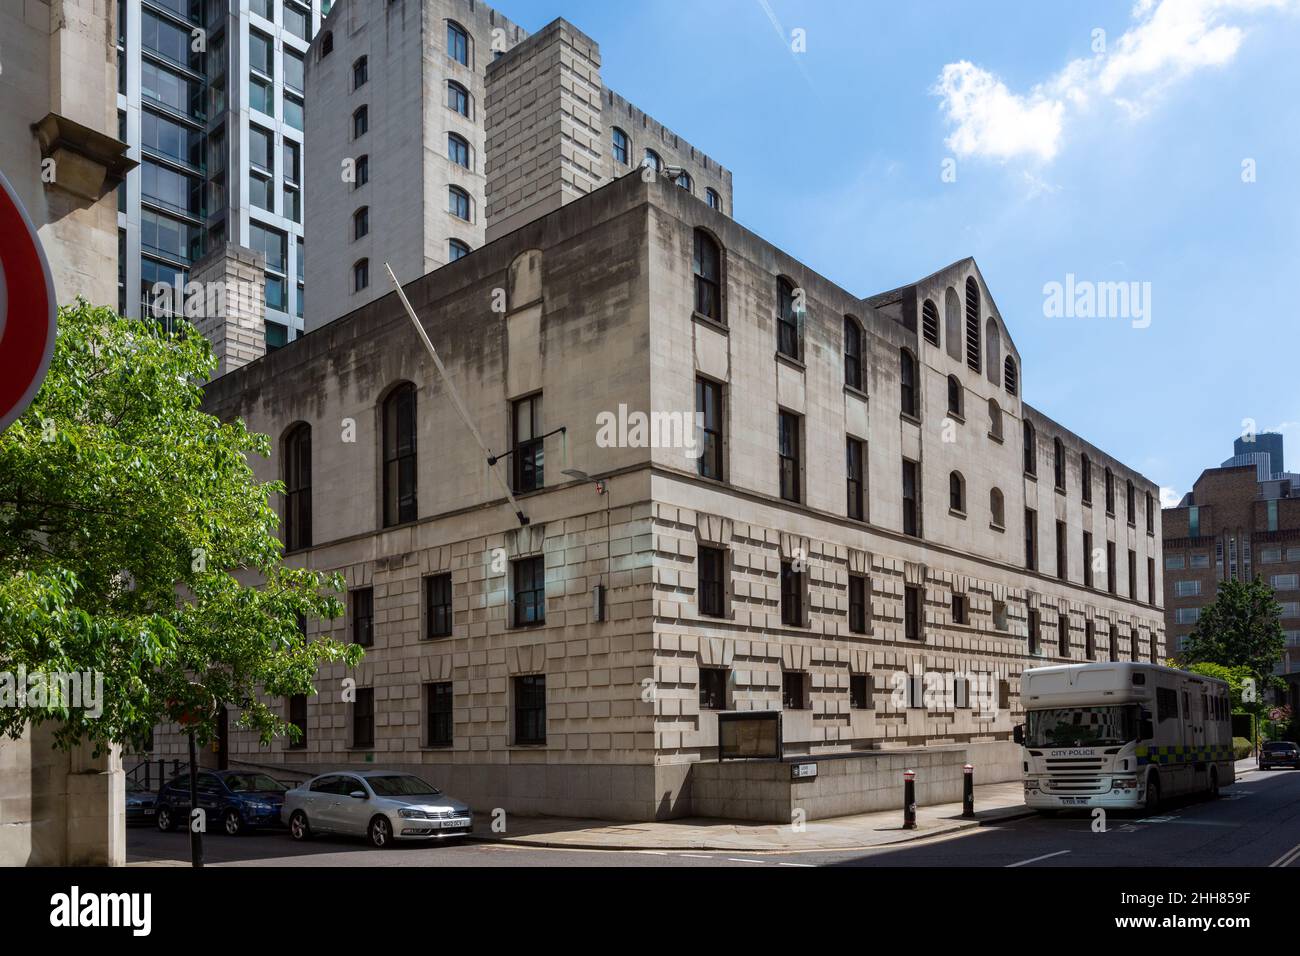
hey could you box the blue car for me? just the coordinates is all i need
[125,779,157,827]
[155,770,289,836]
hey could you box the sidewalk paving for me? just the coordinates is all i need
[471,780,1032,853]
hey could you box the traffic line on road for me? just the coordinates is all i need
[727,858,768,864]
[1006,849,1070,868]
[1269,842,1300,868]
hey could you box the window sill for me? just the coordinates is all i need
[1083,499,1093,509]
[1024,471,1037,481]
[949,508,967,520]
[988,432,1003,444]
[947,412,965,424]
[900,412,922,426]
[775,351,806,371]
[508,742,548,749]
[1055,486,1066,496]
[990,522,1005,533]
[692,311,728,334]
[844,383,868,401]
[421,744,454,751]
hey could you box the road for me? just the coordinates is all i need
[127,764,1300,868]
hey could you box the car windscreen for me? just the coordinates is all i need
[365,775,442,797]
[224,773,288,793]
[1026,705,1138,748]
[1263,743,1297,752]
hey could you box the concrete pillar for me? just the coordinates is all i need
[190,243,269,378]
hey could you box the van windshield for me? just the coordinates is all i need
[1026,705,1138,748]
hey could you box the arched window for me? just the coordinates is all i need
[353,206,369,240]
[352,56,368,90]
[1081,454,1093,504]
[1023,419,1037,476]
[1004,356,1018,395]
[964,276,981,372]
[944,287,962,361]
[676,171,692,192]
[643,149,661,173]
[449,185,470,220]
[990,487,1005,528]
[706,188,722,211]
[1145,491,1154,534]
[900,348,918,418]
[1105,467,1115,514]
[352,106,368,140]
[283,423,312,551]
[446,20,469,66]
[448,239,470,261]
[843,316,862,390]
[1053,437,1065,491]
[612,127,629,165]
[692,229,721,322]
[354,155,369,188]
[921,299,939,346]
[988,398,1003,441]
[352,258,369,292]
[448,132,470,168]
[447,80,470,117]
[949,471,966,514]
[777,277,800,359]
[985,316,1002,385]
[947,375,963,418]
[1126,479,1136,526]
[382,383,417,527]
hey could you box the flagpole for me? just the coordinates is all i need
[384,263,530,526]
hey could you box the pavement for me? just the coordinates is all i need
[470,779,1032,852]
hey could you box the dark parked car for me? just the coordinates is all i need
[125,779,157,826]
[156,770,289,835]
[1260,741,1300,770]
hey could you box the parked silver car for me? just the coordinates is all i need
[281,771,473,848]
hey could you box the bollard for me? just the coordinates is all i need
[962,763,975,818]
[903,769,917,829]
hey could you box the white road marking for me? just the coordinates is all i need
[777,861,814,867]
[1006,849,1071,868]
[1269,842,1300,868]
[727,858,767,864]
[679,853,713,859]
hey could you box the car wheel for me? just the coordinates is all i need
[289,810,311,841]
[156,806,174,832]
[368,815,392,849]
[223,809,243,836]
[1143,773,1161,814]
[1208,767,1220,799]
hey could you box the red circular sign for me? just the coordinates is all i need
[0,169,57,433]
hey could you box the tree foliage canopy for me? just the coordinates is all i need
[1180,576,1285,697]
[0,301,360,753]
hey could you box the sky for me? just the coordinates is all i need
[495,0,1300,504]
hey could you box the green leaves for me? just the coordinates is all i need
[1181,576,1286,699]
[0,301,358,754]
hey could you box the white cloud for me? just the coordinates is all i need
[1159,486,1184,508]
[934,0,1294,163]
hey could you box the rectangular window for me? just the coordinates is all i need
[1128,550,1137,599]
[993,600,1009,631]
[904,585,922,641]
[1085,621,1096,660]
[1083,531,1094,587]
[1058,613,1070,657]
[849,574,868,634]
[284,49,305,94]
[1268,499,1279,532]
[952,593,968,626]
[287,694,307,749]
[512,394,544,492]
[850,674,870,710]
[1261,547,1282,564]
[1188,506,1200,538]
[699,668,728,710]
[513,556,546,627]
[696,378,724,481]
[778,411,801,502]
[1056,521,1067,581]
[426,682,453,747]
[1107,542,1117,594]
[698,545,726,618]
[248,30,273,76]
[782,671,809,710]
[1165,554,1186,570]
[352,688,374,748]
[513,675,546,745]
[426,572,453,638]
[1027,608,1040,655]
[1271,574,1299,591]
[903,459,920,537]
[1176,607,1201,624]
[780,560,804,627]
[846,437,865,520]
[1147,558,1155,606]
[1174,580,1200,597]
[350,588,373,647]
[1190,553,1210,569]
[1024,508,1037,570]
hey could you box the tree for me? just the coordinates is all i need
[1180,576,1286,695]
[0,301,362,754]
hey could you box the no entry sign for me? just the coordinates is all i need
[0,169,57,433]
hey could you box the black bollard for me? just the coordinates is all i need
[903,769,917,829]
[962,763,975,818]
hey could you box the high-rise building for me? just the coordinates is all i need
[115,0,328,348]
[303,3,732,330]
[1164,437,1300,711]
[1232,431,1285,477]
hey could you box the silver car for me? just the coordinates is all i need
[281,771,473,848]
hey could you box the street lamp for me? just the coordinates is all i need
[563,469,611,622]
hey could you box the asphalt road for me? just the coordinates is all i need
[126,765,1300,868]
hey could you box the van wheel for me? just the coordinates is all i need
[1143,774,1161,813]
[1208,767,1220,799]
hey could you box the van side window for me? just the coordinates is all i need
[1156,687,1177,722]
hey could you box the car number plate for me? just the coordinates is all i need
[144,808,155,815]
[440,818,467,829]
[1060,798,1088,805]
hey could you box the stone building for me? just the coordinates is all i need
[156,172,1165,820]
[1164,442,1300,710]
[303,2,731,330]
[0,0,133,865]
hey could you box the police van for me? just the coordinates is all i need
[1014,661,1234,812]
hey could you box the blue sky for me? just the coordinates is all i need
[496,0,1300,502]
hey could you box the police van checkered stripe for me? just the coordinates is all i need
[1136,744,1234,766]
